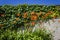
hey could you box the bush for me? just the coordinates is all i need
[0,5,60,29]
[0,28,53,40]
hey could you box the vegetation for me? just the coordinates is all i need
[0,4,60,40]
[0,28,53,40]
[0,5,60,29]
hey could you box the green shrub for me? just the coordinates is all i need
[0,28,53,40]
[0,5,60,29]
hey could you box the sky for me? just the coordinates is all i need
[0,0,60,5]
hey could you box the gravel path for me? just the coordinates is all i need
[52,19,60,40]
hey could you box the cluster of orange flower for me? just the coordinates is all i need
[30,11,42,26]
[31,12,38,20]
[22,12,28,18]
[16,11,42,21]
[16,13,21,17]
[42,11,53,19]
[11,11,57,26]
[31,22,35,26]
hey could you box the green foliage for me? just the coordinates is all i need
[0,28,53,40]
[0,4,60,30]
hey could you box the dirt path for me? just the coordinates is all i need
[51,19,60,40]
[33,19,60,40]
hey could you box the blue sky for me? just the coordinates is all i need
[0,0,60,5]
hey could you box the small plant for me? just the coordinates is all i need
[0,28,53,40]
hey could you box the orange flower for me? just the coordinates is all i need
[48,11,53,14]
[23,12,27,18]
[31,22,35,26]
[45,13,49,16]
[0,24,4,27]
[16,13,20,16]
[15,18,19,21]
[47,12,53,15]
[44,13,49,17]
[46,11,53,15]
[42,16,45,19]
[31,15,38,20]
[44,13,51,18]
[44,11,53,17]
[31,11,35,15]
[47,13,51,15]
